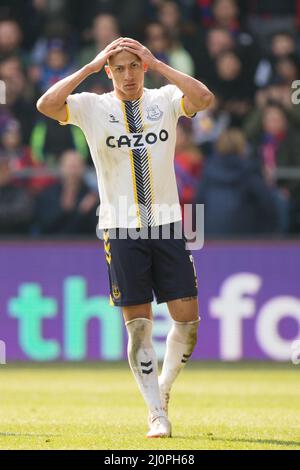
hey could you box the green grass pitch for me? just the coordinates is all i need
[0,362,299,450]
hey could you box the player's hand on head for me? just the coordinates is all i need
[120,38,157,69]
[87,37,124,73]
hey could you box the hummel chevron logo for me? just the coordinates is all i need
[181,353,191,364]
[141,360,153,374]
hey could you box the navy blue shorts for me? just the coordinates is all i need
[102,222,198,307]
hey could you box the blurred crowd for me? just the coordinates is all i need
[1,0,300,238]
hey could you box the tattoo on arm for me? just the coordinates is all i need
[180,296,197,302]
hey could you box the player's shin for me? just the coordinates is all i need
[159,319,200,409]
[125,318,165,419]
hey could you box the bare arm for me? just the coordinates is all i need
[121,38,214,115]
[36,66,95,122]
[36,38,125,122]
[151,60,214,115]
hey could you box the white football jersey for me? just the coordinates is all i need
[60,85,194,228]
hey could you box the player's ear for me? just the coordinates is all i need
[143,63,148,72]
[105,64,112,79]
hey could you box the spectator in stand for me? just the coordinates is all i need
[0,1,299,237]
[246,0,297,45]
[255,31,300,89]
[207,27,235,57]
[30,115,88,169]
[1,118,36,176]
[244,86,300,229]
[194,1,255,46]
[174,123,203,207]
[194,0,214,28]
[212,0,239,31]
[29,35,89,166]
[0,55,36,144]
[79,13,120,91]
[191,95,230,155]
[212,0,258,69]
[29,19,74,72]
[33,38,77,93]
[143,23,195,88]
[246,102,300,171]
[0,106,13,135]
[157,1,182,41]
[192,1,258,89]
[156,0,198,55]
[247,102,300,232]
[0,118,54,193]
[0,151,33,234]
[195,128,277,236]
[142,0,164,23]
[275,56,299,86]
[0,18,25,64]
[64,0,143,39]
[0,1,29,39]
[245,77,300,134]
[30,38,88,166]
[21,0,48,51]
[144,22,169,89]
[0,0,49,52]
[213,50,254,126]
[167,33,195,78]
[195,0,245,32]
[34,149,99,235]
[79,13,120,66]
[271,31,298,58]
[194,27,235,86]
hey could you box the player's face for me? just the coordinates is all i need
[106,50,146,100]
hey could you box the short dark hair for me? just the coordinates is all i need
[107,51,141,66]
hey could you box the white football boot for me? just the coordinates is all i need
[147,414,172,438]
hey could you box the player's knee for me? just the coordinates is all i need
[122,303,152,323]
[125,317,153,350]
[169,318,200,350]
[167,296,199,322]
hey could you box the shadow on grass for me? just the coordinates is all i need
[3,361,298,372]
[174,434,300,448]
[1,432,299,449]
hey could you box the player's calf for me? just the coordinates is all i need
[125,317,166,421]
[159,318,200,413]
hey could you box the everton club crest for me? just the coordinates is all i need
[146,104,163,121]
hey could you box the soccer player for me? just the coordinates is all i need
[37,37,214,438]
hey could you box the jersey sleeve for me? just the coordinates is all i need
[59,92,94,130]
[161,84,196,121]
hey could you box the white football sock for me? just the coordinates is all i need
[125,318,165,418]
[159,318,200,394]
